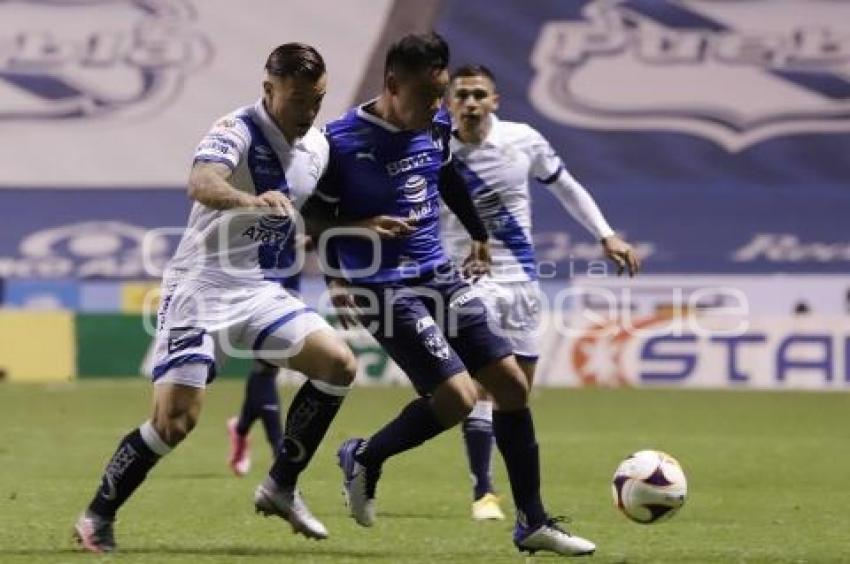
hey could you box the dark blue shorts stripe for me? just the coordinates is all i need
[152,353,214,380]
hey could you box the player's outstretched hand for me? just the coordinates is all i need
[327,277,359,329]
[602,234,641,277]
[354,215,416,239]
[462,240,492,281]
[253,191,295,217]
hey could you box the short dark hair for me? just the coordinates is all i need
[384,32,450,77]
[450,64,496,85]
[265,43,325,80]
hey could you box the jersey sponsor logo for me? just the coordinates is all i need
[400,175,428,204]
[241,222,290,245]
[257,215,290,230]
[386,151,432,176]
[167,326,205,353]
[0,0,211,121]
[407,201,433,222]
[0,221,175,279]
[215,118,238,130]
[530,0,850,151]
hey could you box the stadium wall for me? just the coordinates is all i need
[1,1,848,388]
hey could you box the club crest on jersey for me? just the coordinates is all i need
[415,316,450,360]
[529,0,850,152]
[0,0,211,121]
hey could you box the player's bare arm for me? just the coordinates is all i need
[301,194,415,240]
[188,161,294,215]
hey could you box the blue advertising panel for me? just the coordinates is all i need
[0,189,189,280]
[437,0,850,274]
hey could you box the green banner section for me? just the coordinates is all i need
[74,314,396,381]
[75,314,257,379]
[76,314,155,378]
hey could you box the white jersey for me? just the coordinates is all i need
[441,115,613,282]
[166,99,328,286]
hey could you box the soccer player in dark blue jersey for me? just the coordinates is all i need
[302,32,596,557]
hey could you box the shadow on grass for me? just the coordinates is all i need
[379,511,463,521]
[0,545,402,559]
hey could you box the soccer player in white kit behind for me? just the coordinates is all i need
[442,64,640,520]
[73,44,358,553]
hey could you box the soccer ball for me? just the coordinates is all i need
[612,450,687,524]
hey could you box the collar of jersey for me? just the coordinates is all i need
[356,99,402,133]
[253,98,303,153]
[452,113,500,148]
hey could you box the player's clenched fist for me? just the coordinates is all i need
[253,191,295,217]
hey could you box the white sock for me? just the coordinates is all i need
[139,420,173,457]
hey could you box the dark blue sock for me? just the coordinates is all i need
[492,408,546,528]
[87,428,160,519]
[463,417,494,500]
[237,362,283,451]
[355,397,446,469]
[269,380,345,487]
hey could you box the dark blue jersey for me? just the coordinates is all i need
[316,103,453,283]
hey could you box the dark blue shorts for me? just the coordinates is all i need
[352,262,513,396]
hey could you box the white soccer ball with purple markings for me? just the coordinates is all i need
[612,450,687,524]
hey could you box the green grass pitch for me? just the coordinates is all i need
[1,380,848,563]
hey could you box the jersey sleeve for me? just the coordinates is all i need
[192,115,251,170]
[313,130,342,204]
[526,126,565,184]
[434,105,453,166]
[524,125,614,240]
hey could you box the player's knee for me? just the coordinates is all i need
[152,410,197,446]
[457,384,478,414]
[492,366,530,410]
[450,391,477,425]
[326,345,357,386]
[433,376,477,426]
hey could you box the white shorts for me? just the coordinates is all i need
[151,278,330,388]
[473,277,543,360]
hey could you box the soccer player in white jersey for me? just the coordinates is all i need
[443,64,640,520]
[73,44,358,553]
